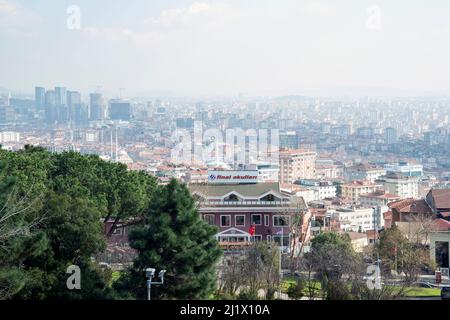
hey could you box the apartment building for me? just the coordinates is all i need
[344,163,386,182]
[330,206,385,233]
[377,173,419,199]
[341,180,382,203]
[279,149,317,184]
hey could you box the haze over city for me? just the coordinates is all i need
[1,0,450,97]
[1,0,450,308]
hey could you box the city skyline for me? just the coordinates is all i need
[1,0,450,97]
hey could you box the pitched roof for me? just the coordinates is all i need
[189,182,283,198]
[431,219,450,232]
[388,199,433,215]
[430,189,450,209]
[360,192,400,199]
[348,163,383,172]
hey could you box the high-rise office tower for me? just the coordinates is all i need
[55,87,67,106]
[44,90,56,124]
[35,87,45,111]
[385,127,398,145]
[45,90,55,107]
[108,99,131,121]
[67,91,81,107]
[90,93,105,120]
[67,91,81,122]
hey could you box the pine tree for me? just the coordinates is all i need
[118,179,222,300]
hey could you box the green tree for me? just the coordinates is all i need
[305,232,359,300]
[115,179,222,300]
[0,147,156,299]
[377,226,431,283]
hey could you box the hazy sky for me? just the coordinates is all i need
[1,0,450,97]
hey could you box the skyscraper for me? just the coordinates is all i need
[67,91,81,123]
[35,87,45,111]
[108,99,131,121]
[67,90,81,107]
[55,87,67,106]
[44,90,56,124]
[90,93,105,120]
[385,127,398,145]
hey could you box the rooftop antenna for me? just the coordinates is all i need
[118,88,124,100]
[115,126,119,162]
[110,129,113,161]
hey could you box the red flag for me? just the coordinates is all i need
[249,224,256,236]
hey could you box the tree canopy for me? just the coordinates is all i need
[0,146,157,299]
[114,179,222,300]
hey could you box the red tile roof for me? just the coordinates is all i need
[431,219,450,232]
[388,199,433,215]
[429,189,450,209]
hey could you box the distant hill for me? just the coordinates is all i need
[0,87,11,94]
[272,95,315,102]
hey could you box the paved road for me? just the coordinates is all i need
[406,297,442,300]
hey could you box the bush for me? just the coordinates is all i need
[287,279,305,300]
[237,289,260,300]
[326,281,352,300]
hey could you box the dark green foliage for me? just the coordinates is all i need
[287,279,305,300]
[305,232,360,300]
[115,179,222,300]
[0,146,157,299]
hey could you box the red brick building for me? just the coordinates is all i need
[190,182,310,254]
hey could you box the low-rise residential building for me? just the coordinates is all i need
[330,206,384,233]
[430,226,450,269]
[387,198,433,223]
[341,180,382,203]
[344,163,386,182]
[280,184,316,204]
[426,189,450,214]
[345,232,369,252]
[377,173,419,199]
[295,179,337,200]
[384,161,423,177]
[359,190,401,207]
[186,169,209,184]
[315,163,343,180]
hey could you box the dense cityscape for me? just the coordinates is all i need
[1,1,450,313]
[1,85,449,300]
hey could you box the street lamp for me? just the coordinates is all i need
[145,268,166,301]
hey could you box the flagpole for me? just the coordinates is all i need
[279,226,283,299]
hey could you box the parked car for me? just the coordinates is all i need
[441,287,450,300]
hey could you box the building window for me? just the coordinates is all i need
[221,215,231,227]
[253,235,263,242]
[112,227,123,235]
[251,214,262,225]
[204,214,215,225]
[272,235,290,247]
[264,215,270,226]
[224,194,239,202]
[273,215,289,227]
[235,215,245,227]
